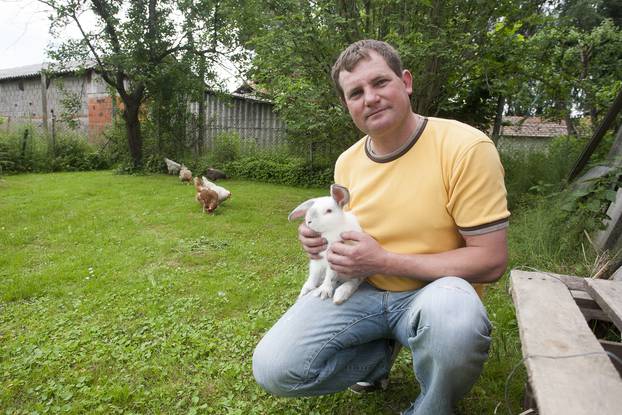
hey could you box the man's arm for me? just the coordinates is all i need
[326,228,508,284]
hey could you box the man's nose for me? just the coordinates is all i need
[364,89,379,105]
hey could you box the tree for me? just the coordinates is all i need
[41,0,245,169]
[514,13,622,135]
[242,0,547,156]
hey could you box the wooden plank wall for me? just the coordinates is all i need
[201,93,286,150]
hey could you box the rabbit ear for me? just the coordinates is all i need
[288,199,315,221]
[330,184,350,208]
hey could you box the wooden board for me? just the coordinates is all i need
[510,270,622,415]
[586,278,622,332]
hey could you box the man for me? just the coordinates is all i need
[252,39,509,415]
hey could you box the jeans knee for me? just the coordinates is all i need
[252,338,300,397]
[409,277,491,354]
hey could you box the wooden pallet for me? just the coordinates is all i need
[510,270,622,415]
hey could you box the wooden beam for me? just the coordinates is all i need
[568,87,622,181]
[586,279,622,332]
[600,340,622,376]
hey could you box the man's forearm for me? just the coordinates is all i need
[379,245,507,284]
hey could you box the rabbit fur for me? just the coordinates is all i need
[288,184,364,304]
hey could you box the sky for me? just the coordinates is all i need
[0,0,54,69]
[0,0,242,90]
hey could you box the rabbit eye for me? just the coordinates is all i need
[326,209,332,214]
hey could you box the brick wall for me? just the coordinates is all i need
[88,95,114,143]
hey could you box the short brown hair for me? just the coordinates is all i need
[331,39,404,102]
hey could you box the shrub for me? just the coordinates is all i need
[50,135,110,171]
[224,155,333,188]
[213,131,242,164]
[0,127,111,173]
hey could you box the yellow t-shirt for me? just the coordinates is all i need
[334,116,510,292]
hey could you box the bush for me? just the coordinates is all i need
[224,155,333,188]
[0,127,111,173]
[50,135,110,171]
[213,131,242,164]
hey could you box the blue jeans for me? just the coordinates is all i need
[252,277,492,415]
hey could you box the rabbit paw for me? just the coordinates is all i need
[299,283,317,298]
[313,283,334,300]
[333,284,357,304]
[333,290,350,305]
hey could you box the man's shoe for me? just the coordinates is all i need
[349,340,402,394]
[349,378,390,394]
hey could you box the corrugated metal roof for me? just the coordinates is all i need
[500,116,567,138]
[0,61,94,81]
[0,63,46,80]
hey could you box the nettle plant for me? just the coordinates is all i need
[561,167,622,233]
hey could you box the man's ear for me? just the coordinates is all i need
[402,69,413,96]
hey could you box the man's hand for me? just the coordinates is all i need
[327,231,387,279]
[298,223,327,259]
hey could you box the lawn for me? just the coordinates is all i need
[0,171,524,414]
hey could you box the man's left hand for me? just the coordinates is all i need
[327,231,387,279]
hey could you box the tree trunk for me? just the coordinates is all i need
[491,96,506,146]
[565,112,577,137]
[122,100,143,169]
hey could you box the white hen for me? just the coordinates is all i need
[201,176,231,202]
[164,157,181,174]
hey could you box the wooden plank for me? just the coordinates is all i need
[600,340,622,376]
[570,289,613,321]
[510,270,622,415]
[549,273,588,291]
[570,289,597,308]
[610,265,622,281]
[586,279,622,332]
[581,308,612,323]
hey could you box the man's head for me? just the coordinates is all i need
[331,40,404,103]
[331,40,414,142]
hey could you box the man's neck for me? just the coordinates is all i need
[368,112,420,156]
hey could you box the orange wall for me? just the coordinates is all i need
[87,96,114,143]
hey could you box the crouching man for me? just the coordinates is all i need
[252,39,509,415]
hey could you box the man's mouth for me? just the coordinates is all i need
[365,108,386,119]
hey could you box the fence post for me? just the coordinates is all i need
[20,128,29,161]
[40,71,49,136]
[50,109,56,157]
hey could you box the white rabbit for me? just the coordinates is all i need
[201,176,231,202]
[288,184,364,304]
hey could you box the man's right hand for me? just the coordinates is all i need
[298,223,327,259]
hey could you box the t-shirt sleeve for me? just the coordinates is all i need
[446,141,510,235]
[334,154,347,188]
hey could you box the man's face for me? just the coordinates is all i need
[338,51,413,139]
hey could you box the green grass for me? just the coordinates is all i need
[0,171,527,414]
